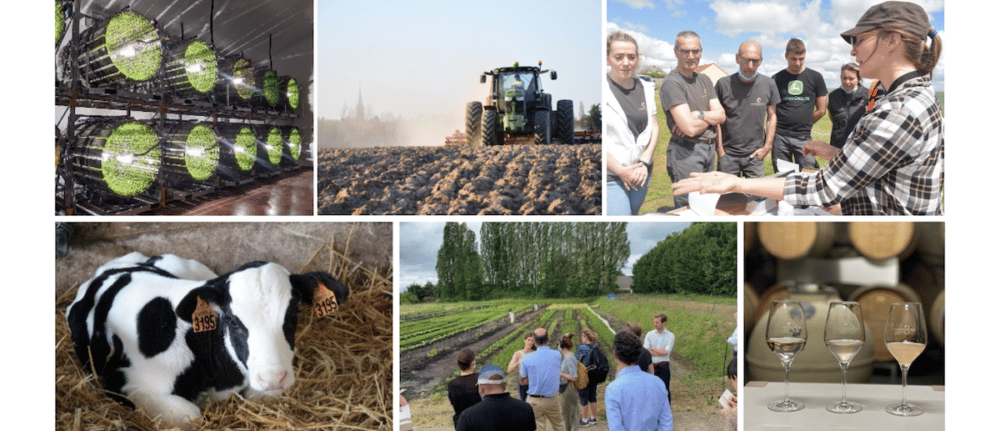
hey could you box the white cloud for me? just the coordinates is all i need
[613,0,656,9]
[664,0,686,9]
[614,19,650,33]
[710,0,829,37]
[607,22,678,71]
[672,10,687,17]
[830,0,944,32]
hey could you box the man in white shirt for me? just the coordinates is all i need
[643,313,675,403]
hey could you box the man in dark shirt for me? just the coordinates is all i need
[660,30,726,210]
[456,365,536,431]
[715,40,780,179]
[771,38,827,173]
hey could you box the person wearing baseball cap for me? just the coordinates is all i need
[456,365,536,431]
[673,1,943,216]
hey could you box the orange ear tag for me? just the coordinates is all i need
[192,296,217,333]
[314,283,339,317]
[866,80,881,113]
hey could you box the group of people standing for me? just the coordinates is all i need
[607,1,943,216]
[447,314,678,431]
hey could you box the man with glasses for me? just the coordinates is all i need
[714,40,780,179]
[771,38,827,173]
[660,30,726,210]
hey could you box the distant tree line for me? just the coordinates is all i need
[631,222,737,296]
[431,222,630,301]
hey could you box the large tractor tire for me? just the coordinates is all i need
[534,110,551,146]
[465,101,482,146]
[555,99,574,144]
[482,109,498,146]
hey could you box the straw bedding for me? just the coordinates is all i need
[55,241,393,431]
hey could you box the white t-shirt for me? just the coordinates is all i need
[644,329,675,363]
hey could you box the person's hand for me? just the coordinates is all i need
[803,140,837,160]
[671,171,740,195]
[627,163,648,189]
[751,146,771,160]
[725,395,737,409]
[671,125,689,138]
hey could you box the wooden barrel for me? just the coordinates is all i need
[758,222,835,260]
[848,222,917,260]
[744,283,758,336]
[848,284,921,362]
[929,289,944,346]
[915,222,945,268]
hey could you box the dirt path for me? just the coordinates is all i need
[401,307,548,398]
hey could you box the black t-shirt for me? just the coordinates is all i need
[607,76,648,141]
[827,87,867,149]
[659,69,718,141]
[772,68,828,137]
[456,393,537,431]
[448,373,482,426]
[715,73,781,156]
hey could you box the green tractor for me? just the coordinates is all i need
[466,61,574,146]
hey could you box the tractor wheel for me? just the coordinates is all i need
[555,100,574,144]
[465,101,482,146]
[534,110,551,145]
[482,109,498,146]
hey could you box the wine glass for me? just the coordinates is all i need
[765,300,807,412]
[824,301,865,413]
[884,302,927,416]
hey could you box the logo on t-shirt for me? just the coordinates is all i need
[788,80,804,96]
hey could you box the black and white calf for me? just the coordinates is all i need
[66,253,349,429]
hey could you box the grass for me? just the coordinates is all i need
[639,83,833,214]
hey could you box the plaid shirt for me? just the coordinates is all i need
[782,75,943,215]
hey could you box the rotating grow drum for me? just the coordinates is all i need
[216,124,257,180]
[69,119,162,197]
[160,122,221,185]
[77,10,163,88]
[283,126,304,164]
[255,69,281,109]
[256,125,284,172]
[163,39,218,95]
[280,75,301,112]
[216,55,256,106]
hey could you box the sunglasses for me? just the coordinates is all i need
[850,30,879,47]
[738,56,762,65]
[677,48,701,55]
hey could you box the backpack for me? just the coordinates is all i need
[573,358,589,390]
[580,344,610,385]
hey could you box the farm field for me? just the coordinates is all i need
[316,144,601,215]
[400,294,736,431]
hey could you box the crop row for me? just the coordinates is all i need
[400,308,512,352]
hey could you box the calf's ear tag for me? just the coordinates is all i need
[314,283,339,317]
[192,296,217,333]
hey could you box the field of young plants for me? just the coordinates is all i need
[400,294,736,431]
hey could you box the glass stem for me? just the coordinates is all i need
[840,362,849,404]
[783,360,791,402]
[900,364,910,407]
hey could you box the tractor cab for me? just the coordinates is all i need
[466,61,571,146]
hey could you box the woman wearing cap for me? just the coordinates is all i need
[827,62,867,149]
[605,30,659,215]
[673,1,943,215]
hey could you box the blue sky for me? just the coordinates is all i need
[607,0,945,91]
[317,0,601,145]
[399,222,692,288]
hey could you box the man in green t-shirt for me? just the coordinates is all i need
[771,38,828,173]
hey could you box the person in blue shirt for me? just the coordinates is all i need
[605,329,673,431]
[520,328,564,431]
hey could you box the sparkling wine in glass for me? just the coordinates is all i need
[765,300,807,412]
[824,301,865,413]
[884,302,927,416]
